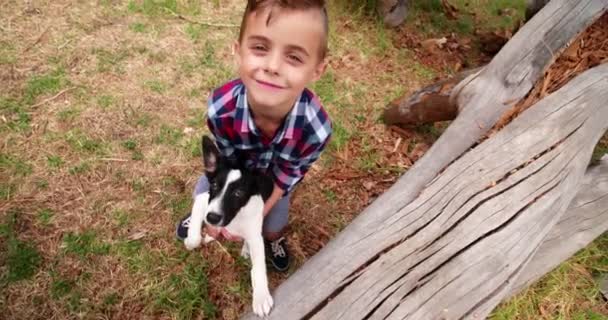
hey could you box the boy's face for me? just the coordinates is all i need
[235,7,326,115]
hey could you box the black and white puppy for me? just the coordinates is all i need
[184,135,274,317]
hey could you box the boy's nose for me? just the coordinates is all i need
[264,52,281,74]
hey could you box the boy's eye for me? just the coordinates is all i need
[287,54,303,64]
[251,44,267,52]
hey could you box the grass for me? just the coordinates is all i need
[62,230,111,259]
[0,0,605,319]
[491,234,608,319]
[0,211,42,285]
[150,257,217,319]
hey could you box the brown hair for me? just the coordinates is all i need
[238,0,329,60]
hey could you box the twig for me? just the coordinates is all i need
[30,87,75,109]
[99,158,129,162]
[23,26,50,53]
[214,241,235,261]
[163,8,239,28]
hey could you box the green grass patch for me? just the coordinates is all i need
[128,0,177,16]
[112,209,130,227]
[24,68,69,105]
[0,153,33,176]
[144,79,167,93]
[0,97,31,132]
[184,23,207,42]
[46,155,64,169]
[129,22,147,33]
[65,130,106,155]
[62,230,111,259]
[492,233,608,319]
[149,256,217,319]
[155,124,184,146]
[128,0,201,16]
[57,106,82,122]
[0,211,42,285]
[37,208,55,226]
[112,240,153,273]
[591,134,607,164]
[93,48,130,73]
[0,41,17,65]
[97,94,115,109]
[68,161,91,175]
[311,70,336,104]
[327,120,351,153]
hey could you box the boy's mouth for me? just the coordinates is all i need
[255,79,285,90]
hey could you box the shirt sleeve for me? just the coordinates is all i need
[272,134,331,193]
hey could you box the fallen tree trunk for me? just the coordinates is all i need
[241,1,608,319]
[509,155,608,297]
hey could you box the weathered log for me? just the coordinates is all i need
[382,67,481,126]
[242,65,608,320]
[508,155,608,297]
[240,1,607,318]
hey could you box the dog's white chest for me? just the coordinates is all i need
[225,195,265,239]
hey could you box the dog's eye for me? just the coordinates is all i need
[233,189,244,198]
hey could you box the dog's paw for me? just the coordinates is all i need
[252,290,273,317]
[184,235,202,250]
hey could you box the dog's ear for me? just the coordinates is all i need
[202,135,220,175]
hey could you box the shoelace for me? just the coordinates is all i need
[182,216,191,228]
[270,238,286,258]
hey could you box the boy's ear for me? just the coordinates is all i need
[202,135,219,175]
[233,41,241,67]
[312,59,327,82]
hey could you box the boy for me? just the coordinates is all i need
[176,0,332,272]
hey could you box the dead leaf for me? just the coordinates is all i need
[363,181,375,191]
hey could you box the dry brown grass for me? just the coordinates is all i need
[1,1,606,319]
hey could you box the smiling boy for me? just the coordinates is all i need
[176,0,332,272]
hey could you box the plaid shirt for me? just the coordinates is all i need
[206,79,332,193]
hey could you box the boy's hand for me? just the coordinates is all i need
[205,225,242,242]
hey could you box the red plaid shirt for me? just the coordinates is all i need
[206,79,332,193]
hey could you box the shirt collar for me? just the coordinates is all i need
[236,84,304,142]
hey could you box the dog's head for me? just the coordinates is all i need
[201,135,272,227]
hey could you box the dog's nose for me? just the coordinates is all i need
[207,212,222,225]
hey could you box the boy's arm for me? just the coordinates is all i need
[263,183,285,217]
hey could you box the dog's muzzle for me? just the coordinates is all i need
[206,212,222,225]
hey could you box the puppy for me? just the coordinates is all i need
[184,135,274,317]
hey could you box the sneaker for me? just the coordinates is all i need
[265,237,290,272]
[175,214,191,241]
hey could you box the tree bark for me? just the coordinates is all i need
[382,67,481,126]
[241,1,608,319]
[508,155,608,297]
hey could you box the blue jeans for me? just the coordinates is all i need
[193,175,290,233]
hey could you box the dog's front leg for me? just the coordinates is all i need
[248,235,273,317]
[184,192,209,250]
